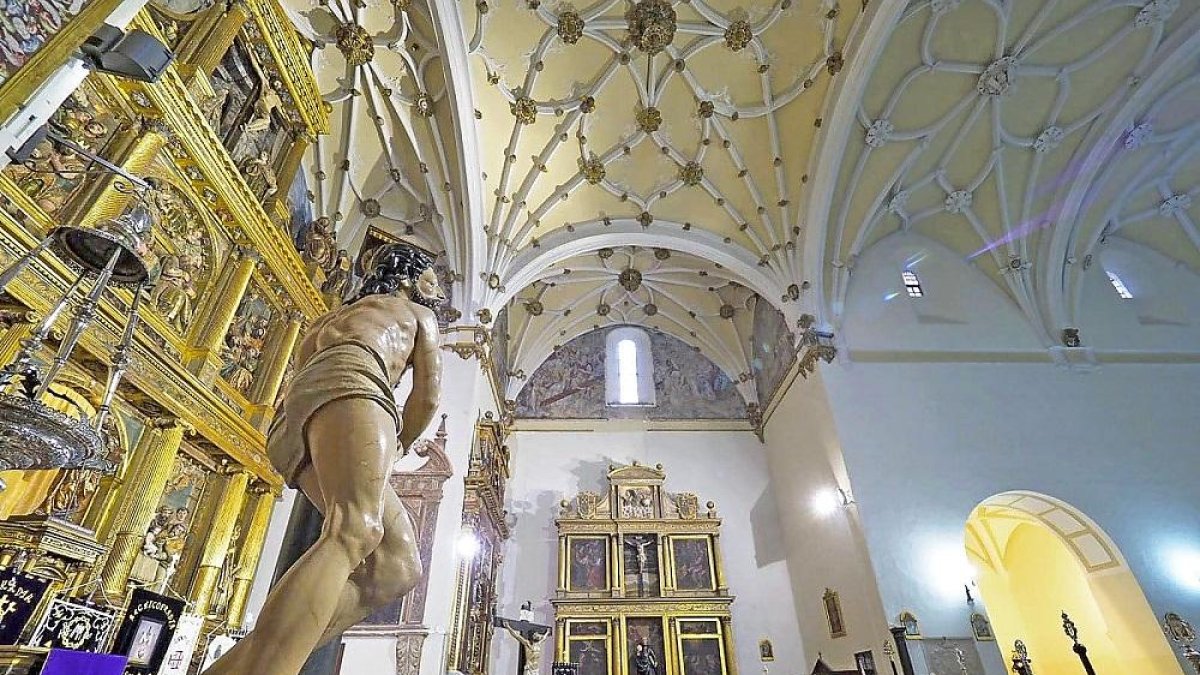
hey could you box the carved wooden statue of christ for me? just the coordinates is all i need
[205,243,445,675]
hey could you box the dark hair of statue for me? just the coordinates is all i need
[350,243,440,308]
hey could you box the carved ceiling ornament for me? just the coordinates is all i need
[636,105,663,133]
[618,267,643,292]
[414,92,435,117]
[335,22,374,66]
[679,161,704,186]
[625,0,677,54]
[977,56,1017,96]
[580,153,606,184]
[558,9,585,44]
[511,95,538,124]
[1135,0,1179,26]
[724,20,752,52]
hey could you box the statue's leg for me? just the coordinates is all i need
[203,399,394,675]
[312,486,422,645]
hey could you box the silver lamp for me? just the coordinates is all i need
[0,131,159,475]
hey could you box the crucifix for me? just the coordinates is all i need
[624,536,654,596]
[495,609,552,675]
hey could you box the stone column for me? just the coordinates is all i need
[247,310,303,428]
[225,486,276,629]
[177,1,251,77]
[190,468,250,616]
[94,418,188,598]
[185,247,259,383]
[70,117,170,227]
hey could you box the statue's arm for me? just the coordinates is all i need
[400,309,443,449]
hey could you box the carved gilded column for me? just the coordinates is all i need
[225,486,276,628]
[185,247,259,382]
[248,310,302,427]
[70,118,171,227]
[177,1,251,77]
[94,418,188,598]
[190,468,250,616]
[270,133,311,206]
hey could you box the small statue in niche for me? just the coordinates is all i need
[633,643,658,675]
[201,88,229,131]
[243,77,285,136]
[39,468,101,520]
[240,150,279,200]
[153,254,199,332]
[321,249,354,302]
[303,216,337,271]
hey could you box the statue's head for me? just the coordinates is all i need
[353,242,445,309]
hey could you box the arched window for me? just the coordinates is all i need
[901,270,924,297]
[605,327,655,406]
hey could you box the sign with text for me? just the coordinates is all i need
[0,568,49,644]
[110,588,186,674]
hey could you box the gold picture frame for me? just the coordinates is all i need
[668,535,716,592]
[566,536,612,593]
[758,639,774,662]
[675,618,727,675]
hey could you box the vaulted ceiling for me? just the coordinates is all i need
[500,245,758,401]
[283,0,1200,394]
[281,0,475,283]
[806,0,1200,345]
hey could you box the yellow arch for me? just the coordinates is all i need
[964,491,1180,675]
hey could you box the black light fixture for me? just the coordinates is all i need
[81,24,174,83]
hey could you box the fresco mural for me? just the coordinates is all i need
[0,0,86,86]
[490,307,510,395]
[749,297,794,407]
[514,328,745,419]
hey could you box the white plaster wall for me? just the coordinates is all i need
[245,487,297,626]
[491,423,804,675]
[760,372,891,673]
[818,359,1200,674]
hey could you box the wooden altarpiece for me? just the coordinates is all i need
[446,412,511,675]
[554,463,735,675]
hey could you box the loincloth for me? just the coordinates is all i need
[267,341,402,488]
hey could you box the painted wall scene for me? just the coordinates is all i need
[515,328,745,420]
[749,298,794,407]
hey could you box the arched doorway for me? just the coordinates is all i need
[963,492,1180,674]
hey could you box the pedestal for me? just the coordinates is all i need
[0,646,47,674]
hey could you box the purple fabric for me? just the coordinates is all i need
[41,649,128,675]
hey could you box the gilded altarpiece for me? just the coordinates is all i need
[555,464,736,675]
[0,0,326,665]
[447,413,511,675]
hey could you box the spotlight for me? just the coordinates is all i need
[456,530,480,559]
[81,24,174,83]
[812,487,853,516]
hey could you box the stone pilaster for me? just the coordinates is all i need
[225,486,276,628]
[184,247,259,383]
[190,468,250,616]
[94,418,188,599]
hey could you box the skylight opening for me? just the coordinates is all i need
[902,270,924,298]
[1106,270,1133,299]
